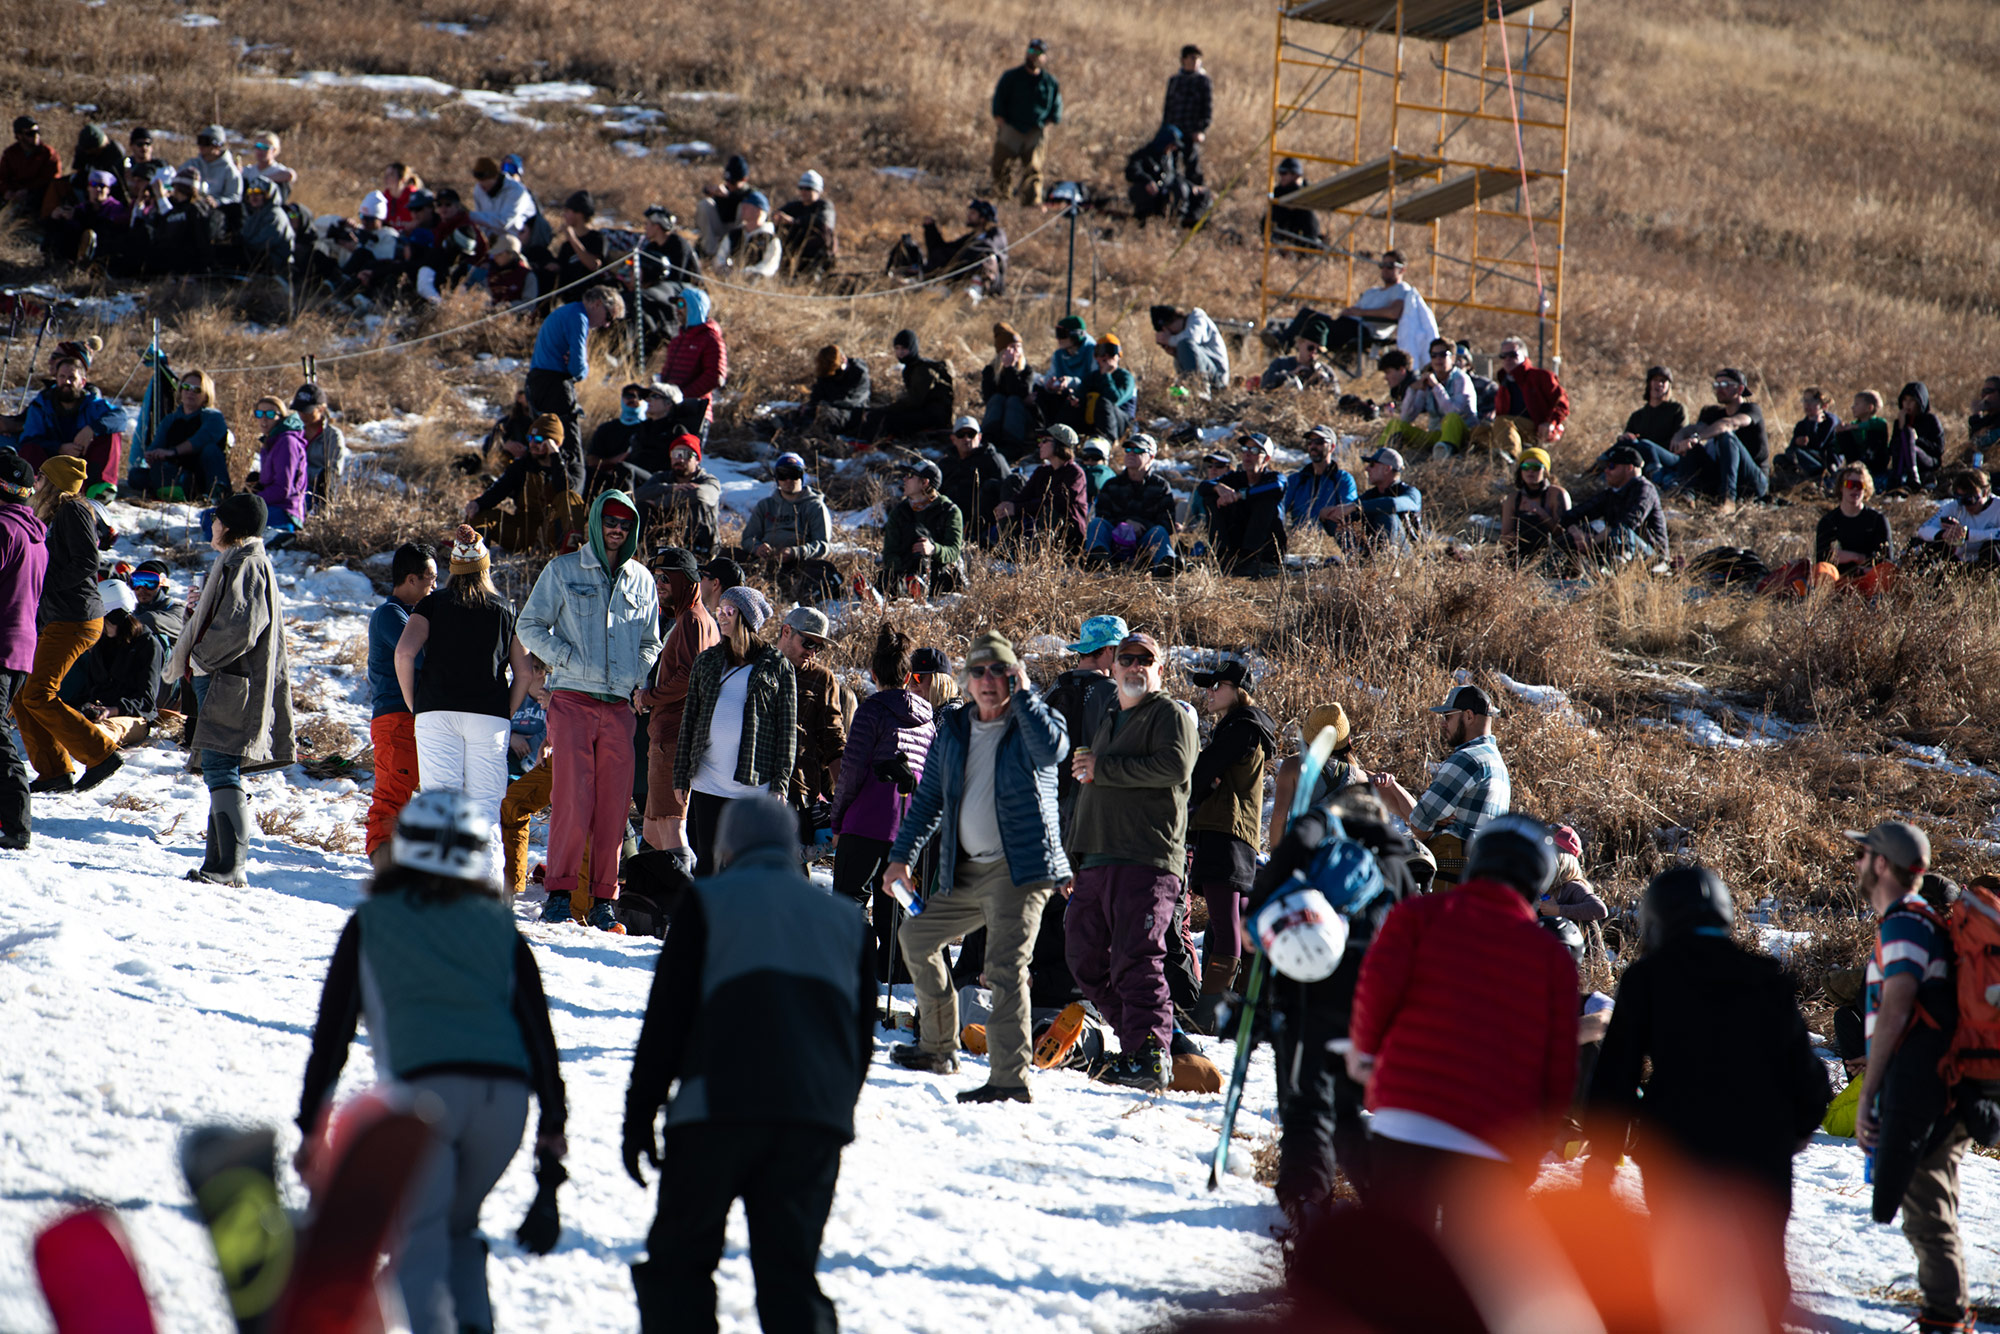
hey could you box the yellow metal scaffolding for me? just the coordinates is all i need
[1259,0,1577,357]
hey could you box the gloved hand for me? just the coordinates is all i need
[873,751,918,795]
[622,1111,660,1189]
[1189,991,1240,1038]
[514,1151,566,1255]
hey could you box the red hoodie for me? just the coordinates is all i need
[1500,362,1570,430]
[1349,878,1578,1152]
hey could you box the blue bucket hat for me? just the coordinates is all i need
[1067,614,1130,656]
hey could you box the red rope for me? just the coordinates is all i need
[1491,0,1547,313]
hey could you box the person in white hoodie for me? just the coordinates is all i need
[180,125,242,206]
[469,155,539,238]
[1150,304,1229,392]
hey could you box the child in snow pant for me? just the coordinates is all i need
[13,617,118,782]
[1064,863,1182,1057]
[633,1122,844,1334]
[365,712,419,857]
[413,709,511,865]
[397,1073,530,1334]
[895,856,1053,1089]
[499,760,591,910]
[545,690,632,903]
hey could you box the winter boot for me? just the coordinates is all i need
[29,770,74,794]
[74,751,124,793]
[957,1082,1031,1105]
[1033,1001,1088,1070]
[1914,1310,1972,1333]
[1108,1037,1170,1093]
[210,786,251,886]
[587,898,627,935]
[889,1044,958,1075]
[538,892,572,924]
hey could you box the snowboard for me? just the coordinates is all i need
[180,1125,293,1333]
[32,1208,160,1334]
[269,1088,439,1334]
[1208,722,1344,1190]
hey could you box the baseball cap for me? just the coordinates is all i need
[1645,365,1673,384]
[197,124,227,146]
[1202,450,1233,468]
[901,458,944,487]
[1116,632,1162,662]
[1027,37,1049,53]
[1428,684,1498,716]
[1189,659,1249,690]
[1046,423,1079,449]
[1714,367,1746,387]
[1362,446,1405,470]
[1079,439,1109,461]
[649,545,700,580]
[1067,614,1129,655]
[1240,432,1271,455]
[774,451,807,475]
[952,415,980,435]
[797,170,824,192]
[783,606,831,643]
[1603,443,1645,468]
[909,646,950,674]
[1845,821,1931,874]
[1305,424,1337,445]
[1123,434,1157,455]
[0,450,34,500]
[699,556,744,589]
[291,382,326,410]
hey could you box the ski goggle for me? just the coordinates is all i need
[130,571,163,590]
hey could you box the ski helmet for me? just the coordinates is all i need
[1638,865,1732,951]
[390,790,494,883]
[1541,914,1586,967]
[1463,813,1559,899]
[1305,822,1388,915]
[1253,884,1349,982]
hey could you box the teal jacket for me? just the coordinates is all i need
[518,489,663,698]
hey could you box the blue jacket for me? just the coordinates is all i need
[1282,464,1358,527]
[143,406,228,459]
[518,490,663,699]
[530,300,591,380]
[889,686,1070,893]
[1049,337,1096,383]
[21,385,133,452]
[367,597,416,717]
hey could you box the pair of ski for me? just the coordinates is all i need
[34,1095,437,1334]
[1206,724,1341,1190]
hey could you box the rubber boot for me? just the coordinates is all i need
[210,786,251,886]
[190,809,221,880]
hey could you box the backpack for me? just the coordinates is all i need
[1689,544,1770,586]
[1941,884,2000,1088]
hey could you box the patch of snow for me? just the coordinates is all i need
[876,166,929,182]
[662,141,715,160]
[426,21,474,35]
[612,140,650,158]
[665,90,740,103]
[178,12,221,26]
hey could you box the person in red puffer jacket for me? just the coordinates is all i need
[1346,812,1577,1234]
[658,286,727,446]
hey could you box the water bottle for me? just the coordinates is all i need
[1976,452,1986,472]
[887,875,924,918]
[1862,1146,1875,1184]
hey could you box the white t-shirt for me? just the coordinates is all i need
[692,665,765,798]
[957,715,1009,864]
[1355,280,1440,364]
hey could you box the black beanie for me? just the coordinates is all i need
[216,491,268,540]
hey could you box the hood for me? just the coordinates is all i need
[1899,381,1931,415]
[265,410,305,443]
[1228,702,1278,753]
[679,287,713,327]
[0,499,47,548]
[1141,125,1181,158]
[894,329,921,360]
[876,687,933,731]
[588,488,639,572]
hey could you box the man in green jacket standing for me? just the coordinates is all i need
[991,38,1061,207]
[1065,631,1198,1091]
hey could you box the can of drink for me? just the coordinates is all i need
[1074,746,1093,782]
[1863,1146,1875,1184]
[887,876,924,917]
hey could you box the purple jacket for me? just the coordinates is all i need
[256,416,310,523]
[830,687,935,842]
[1018,460,1088,547]
[0,501,49,672]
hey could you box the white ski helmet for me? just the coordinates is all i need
[391,790,494,883]
[1253,884,1350,983]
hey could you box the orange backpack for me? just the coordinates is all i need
[1938,884,2000,1088]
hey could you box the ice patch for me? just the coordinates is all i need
[876,166,929,182]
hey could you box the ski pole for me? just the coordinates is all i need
[0,298,22,404]
[17,304,54,405]
[1208,951,1269,1190]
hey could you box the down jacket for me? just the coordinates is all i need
[889,687,1069,894]
[173,537,296,768]
[1348,877,1578,1153]
[829,687,935,843]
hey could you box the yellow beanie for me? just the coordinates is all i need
[39,454,88,496]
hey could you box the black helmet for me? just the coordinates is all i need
[1541,915,1585,967]
[1464,813,1558,899]
[1638,866,1733,952]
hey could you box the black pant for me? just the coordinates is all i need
[1272,976,1370,1208]
[633,1122,843,1334]
[0,669,28,843]
[525,367,585,492]
[1365,1134,1520,1235]
[686,789,731,877]
[831,833,899,982]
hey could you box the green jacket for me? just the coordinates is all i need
[1188,702,1276,847]
[992,65,1062,134]
[881,495,964,581]
[1069,691,1198,875]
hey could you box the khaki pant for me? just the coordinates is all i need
[1902,1121,1972,1316]
[1465,414,1532,461]
[898,856,1051,1088]
[14,619,117,780]
[498,761,590,915]
[992,123,1048,207]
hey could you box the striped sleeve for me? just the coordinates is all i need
[1876,910,1944,985]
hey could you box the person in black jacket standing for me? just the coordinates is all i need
[624,794,872,1333]
[1585,866,1830,1325]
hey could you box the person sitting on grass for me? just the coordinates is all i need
[1614,365,1686,462]
[880,460,965,596]
[1078,439,1114,503]
[1814,463,1895,584]
[1280,426,1357,531]
[1565,443,1668,566]
[129,368,228,501]
[1151,304,1230,393]
[1466,335,1568,460]
[1032,315,1097,435]
[1125,124,1193,228]
[65,591,163,751]
[633,433,722,560]
[1886,382,1945,493]
[1776,385,1842,481]
[1830,390,1891,482]
[1499,446,1570,560]
[1969,376,2000,461]
[464,415,585,555]
[1259,323,1340,393]
[1373,344,1475,460]
[941,418,1010,547]
[16,346,131,498]
[996,424,1088,551]
[1077,335,1136,441]
[1905,465,2000,572]
[736,451,832,583]
[866,329,955,443]
[921,198,1009,296]
[980,322,1036,455]
[292,383,346,510]
[245,395,310,535]
[1086,433,1177,573]
[1324,446,1423,552]
[1199,433,1288,575]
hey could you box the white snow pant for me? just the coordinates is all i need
[413,710,510,864]
[397,1074,529,1334]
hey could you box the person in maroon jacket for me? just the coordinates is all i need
[1346,812,1577,1234]
[638,546,718,871]
[1466,336,1570,461]
[657,287,727,447]
[995,424,1088,551]
[0,116,60,211]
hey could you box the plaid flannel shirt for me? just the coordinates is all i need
[1408,734,1511,841]
[674,644,798,795]
[1162,70,1213,136]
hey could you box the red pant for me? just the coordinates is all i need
[547,690,634,900]
[17,433,124,493]
[366,713,419,856]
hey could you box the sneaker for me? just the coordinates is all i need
[28,772,74,794]
[888,1044,958,1075]
[74,752,124,793]
[1033,1002,1088,1070]
[538,891,572,924]
[1108,1038,1169,1092]
[586,898,627,934]
[957,1083,1031,1105]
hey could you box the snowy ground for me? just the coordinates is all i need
[2,500,1997,1331]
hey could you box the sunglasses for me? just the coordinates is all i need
[1116,653,1156,667]
[1844,478,1866,490]
[529,433,551,444]
[600,516,634,529]
[1498,352,1521,362]
[966,663,1011,679]
[253,409,278,420]
[952,429,978,439]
